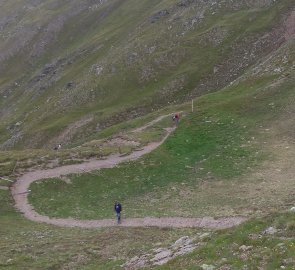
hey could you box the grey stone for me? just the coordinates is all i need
[173,245,196,256]
[151,249,172,262]
[150,9,169,23]
[153,257,171,266]
[201,264,215,270]
[153,247,166,253]
[199,232,211,240]
[172,236,192,249]
[129,256,139,263]
[239,245,253,252]
[263,226,278,235]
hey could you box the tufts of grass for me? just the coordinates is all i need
[0,188,200,270]
[1,0,294,149]
[29,65,295,219]
[29,75,277,219]
[156,213,295,270]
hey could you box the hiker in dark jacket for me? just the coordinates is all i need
[172,113,180,125]
[114,201,122,224]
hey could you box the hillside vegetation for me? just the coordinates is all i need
[29,32,295,220]
[1,34,295,269]
[1,0,295,269]
[0,0,294,149]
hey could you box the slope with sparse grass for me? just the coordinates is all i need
[0,0,294,149]
[28,35,295,221]
[1,1,295,269]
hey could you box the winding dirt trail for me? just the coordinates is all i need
[11,125,247,229]
[132,114,172,133]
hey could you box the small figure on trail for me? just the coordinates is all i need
[172,113,180,125]
[114,201,122,224]
[54,144,62,150]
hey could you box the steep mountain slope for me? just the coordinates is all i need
[0,0,294,149]
[27,33,295,220]
[1,2,295,269]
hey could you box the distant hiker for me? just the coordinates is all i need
[172,113,180,125]
[53,144,62,150]
[114,201,122,224]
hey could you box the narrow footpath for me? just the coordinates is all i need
[11,120,247,229]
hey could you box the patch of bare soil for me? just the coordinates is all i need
[241,140,295,214]
[218,119,295,217]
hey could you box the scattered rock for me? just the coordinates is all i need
[173,244,196,256]
[151,249,172,265]
[290,207,295,212]
[152,248,172,261]
[91,64,104,75]
[219,265,231,270]
[172,236,192,249]
[221,258,227,262]
[60,176,72,184]
[199,232,211,240]
[201,264,215,270]
[150,10,169,23]
[122,236,198,269]
[66,82,74,88]
[274,67,282,73]
[239,245,253,252]
[248,233,262,240]
[263,226,278,235]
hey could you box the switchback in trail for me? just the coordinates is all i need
[11,119,247,230]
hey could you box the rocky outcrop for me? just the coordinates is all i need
[122,235,209,269]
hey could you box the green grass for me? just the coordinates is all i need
[29,75,277,219]
[1,0,294,149]
[156,213,295,270]
[2,182,295,269]
[0,108,178,177]
[0,190,201,270]
[28,57,295,219]
[1,2,295,269]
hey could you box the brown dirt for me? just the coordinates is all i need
[11,121,246,229]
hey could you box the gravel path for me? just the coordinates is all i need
[132,114,172,133]
[11,126,247,229]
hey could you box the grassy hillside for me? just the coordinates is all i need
[28,37,295,220]
[0,0,294,149]
[1,1,295,269]
[1,37,295,268]
[0,189,201,269]
[2,186,295,269]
